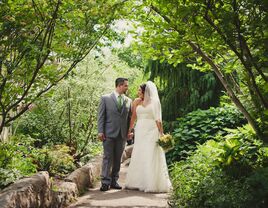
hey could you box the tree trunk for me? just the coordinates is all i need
[150,4,265,140]
[203,3,268,109]
[67,87,72,145]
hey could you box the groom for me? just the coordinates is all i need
[97,78,132,191]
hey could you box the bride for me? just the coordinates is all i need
[125,81,172,192]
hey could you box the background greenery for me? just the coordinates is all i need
[145,60,223,121]
[166,106,247,163]
[0,51,144,188]
[170,125,268,207]
[0,1,267,207]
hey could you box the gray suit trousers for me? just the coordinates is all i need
[101,133,126,185]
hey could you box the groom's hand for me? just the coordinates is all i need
[98,133,105,141]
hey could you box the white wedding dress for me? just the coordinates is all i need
[125,103,172,192]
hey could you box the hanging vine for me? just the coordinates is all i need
[145,60,223,121]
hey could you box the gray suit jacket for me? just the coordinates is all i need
[98,92,132,139]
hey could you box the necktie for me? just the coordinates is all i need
[118,95,123,110]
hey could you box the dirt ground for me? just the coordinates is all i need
[68,161,170,208]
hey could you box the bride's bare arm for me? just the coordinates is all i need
[156,120,164,135]
[127,98,141,138]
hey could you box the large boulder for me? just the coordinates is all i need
[0,171,51,208]
[65,155,102,194]
[51,181,78,208]
[0,155,102,208]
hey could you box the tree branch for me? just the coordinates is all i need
[232,0,268,108]
[150,3,264,139]
[187,40,263,138]
[32,0,45,21]
[4,21,108,126]
[5,1,60,114]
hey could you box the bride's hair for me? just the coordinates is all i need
[140,84,146,94]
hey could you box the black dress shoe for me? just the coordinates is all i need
[110,182,122,189]
[100,184,109,191]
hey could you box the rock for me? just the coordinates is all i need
[0,156,103,208]
[66,155,102,194]
[51,181,78,208]
[0,171,51,208]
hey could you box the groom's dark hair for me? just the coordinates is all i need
[115,78,128,87]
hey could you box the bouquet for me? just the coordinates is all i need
[157,133,174,152]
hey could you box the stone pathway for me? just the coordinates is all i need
[68,161,170,208]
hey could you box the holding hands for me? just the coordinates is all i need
[127,129,134,140]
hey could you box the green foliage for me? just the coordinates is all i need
[92,49,145,100]
[127,73,149,100]
[0,135,37,189]
[14,52,141,163]
[0,134,77,189]
[117,46,144,69]
[167,106,247,163]
[14,101,65,145]
[170,126,268,207]
[14,55,106,159]
[146,60,223,120]
[214,125,268,179]
[79,142,102,165]
[0,168,22,189]
[32,145,75,177]
[171,163,252,208]
[115,46,148,99]
[0,0,127,133]
[246,167,268,207]
[126,0,268,139]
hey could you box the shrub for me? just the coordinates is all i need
[246,167,268,207]
[14,62,105,162]
[215,125,267,178]
[170,125,268,208]
[166,106,247,163]
[0,136,37,189]
[0,135,77,189]
[32,144,75,177]
[0,168,22,189]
